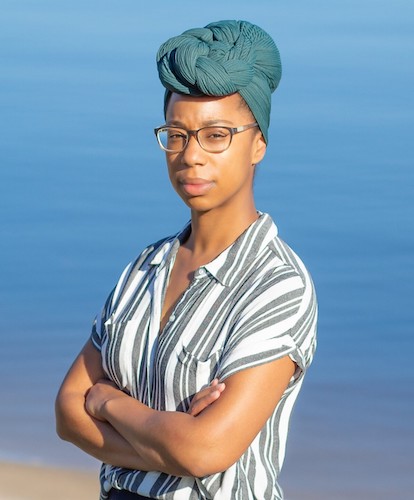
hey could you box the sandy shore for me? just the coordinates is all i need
[0,459,402,500]
[0,461,100,500]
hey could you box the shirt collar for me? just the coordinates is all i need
[148,223,191,267]
[204,212,277,286]
[149,213,277,287]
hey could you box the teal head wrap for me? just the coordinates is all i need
[156,20,282,144]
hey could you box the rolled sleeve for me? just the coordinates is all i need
[217,270,308,381]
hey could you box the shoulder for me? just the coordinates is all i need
[245,213,313,292]
[267,235,313,287]
[265,233,317,324]
[242,215,317,333]
[108,231,180,315]
[129,235,174,273]
[266,233,318,365]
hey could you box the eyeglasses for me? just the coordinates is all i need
[154,122,258,153]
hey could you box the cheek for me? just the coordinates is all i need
[221,147,255,180]
[166,160,187,200]
[166,157,178,182]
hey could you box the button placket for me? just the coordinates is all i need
[163,272,205,332]
[194,267,207,279]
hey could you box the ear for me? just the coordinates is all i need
[252,133,267,165]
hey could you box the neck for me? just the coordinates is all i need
[185,200,258,258]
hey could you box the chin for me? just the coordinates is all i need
[182,199,213,212]
[176,194,215,212]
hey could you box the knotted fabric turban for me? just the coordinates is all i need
[156,20,282,143]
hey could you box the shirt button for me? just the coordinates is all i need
[196,268,207,278]
[169,314,176,322]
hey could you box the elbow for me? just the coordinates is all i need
[185,425,240,477]
[55,415,71,442]
[54,399,69,441]
[54,393,77,443]
[169,438,237,478]
[144,413,241,477]
[56,423,70,442]
[181,462,217,479]
[181,451,234,478]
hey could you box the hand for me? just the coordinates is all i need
[85,379,125,422]
[187,378,225,416]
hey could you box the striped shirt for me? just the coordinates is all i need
[91,212,317,500]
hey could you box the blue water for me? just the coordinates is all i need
[1,1,413,498]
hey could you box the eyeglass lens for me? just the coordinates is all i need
[157,127,232,153]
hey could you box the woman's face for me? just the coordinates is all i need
[164,92,266,215]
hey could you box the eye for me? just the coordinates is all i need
[167,129,187,140]
[204,127,230,140]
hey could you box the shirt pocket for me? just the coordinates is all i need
[176,345,223,393]
[101,317,144,394]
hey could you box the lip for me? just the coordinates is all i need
[179,178,214,196]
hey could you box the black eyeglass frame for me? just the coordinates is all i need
[154,122,259,153]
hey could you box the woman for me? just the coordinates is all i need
[55,20,317,499]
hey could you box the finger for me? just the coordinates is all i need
[190,383,217,405]
[188,390,221,417]
[188,383,226,416]
[189,381,224,406]
[216,381,225,393]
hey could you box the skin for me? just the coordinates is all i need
[160,92,266,328]
[55,92,296,478]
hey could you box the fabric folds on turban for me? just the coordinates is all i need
[156,20,282,143]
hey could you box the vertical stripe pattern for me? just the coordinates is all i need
[91,213,317,499]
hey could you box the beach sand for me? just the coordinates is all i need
[0,460,404,500]
[0,461,100,500]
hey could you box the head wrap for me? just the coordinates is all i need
[156,20,282,143]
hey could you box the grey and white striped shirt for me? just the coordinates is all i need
[91,212,317,499]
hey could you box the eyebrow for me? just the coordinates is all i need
[166,119,234,127]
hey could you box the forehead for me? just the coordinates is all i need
[165,92,252,125]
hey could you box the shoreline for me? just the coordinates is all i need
[0,461,100,500]
[0,457,408,500]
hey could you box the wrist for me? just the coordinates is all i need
[100,390,127,419]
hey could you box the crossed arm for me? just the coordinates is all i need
[55,338,295,477]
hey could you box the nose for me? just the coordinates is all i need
[181,132,206,166]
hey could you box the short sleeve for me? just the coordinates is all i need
[90,287,115,351]
[89,237,169,351]
[217,265,316,381]
[90,257,134,351]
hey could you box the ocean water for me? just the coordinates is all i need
[1,1,413,498]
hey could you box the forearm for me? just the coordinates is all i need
[100,393,216,477]
[55,391,153,470]
[85,356,295,478]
